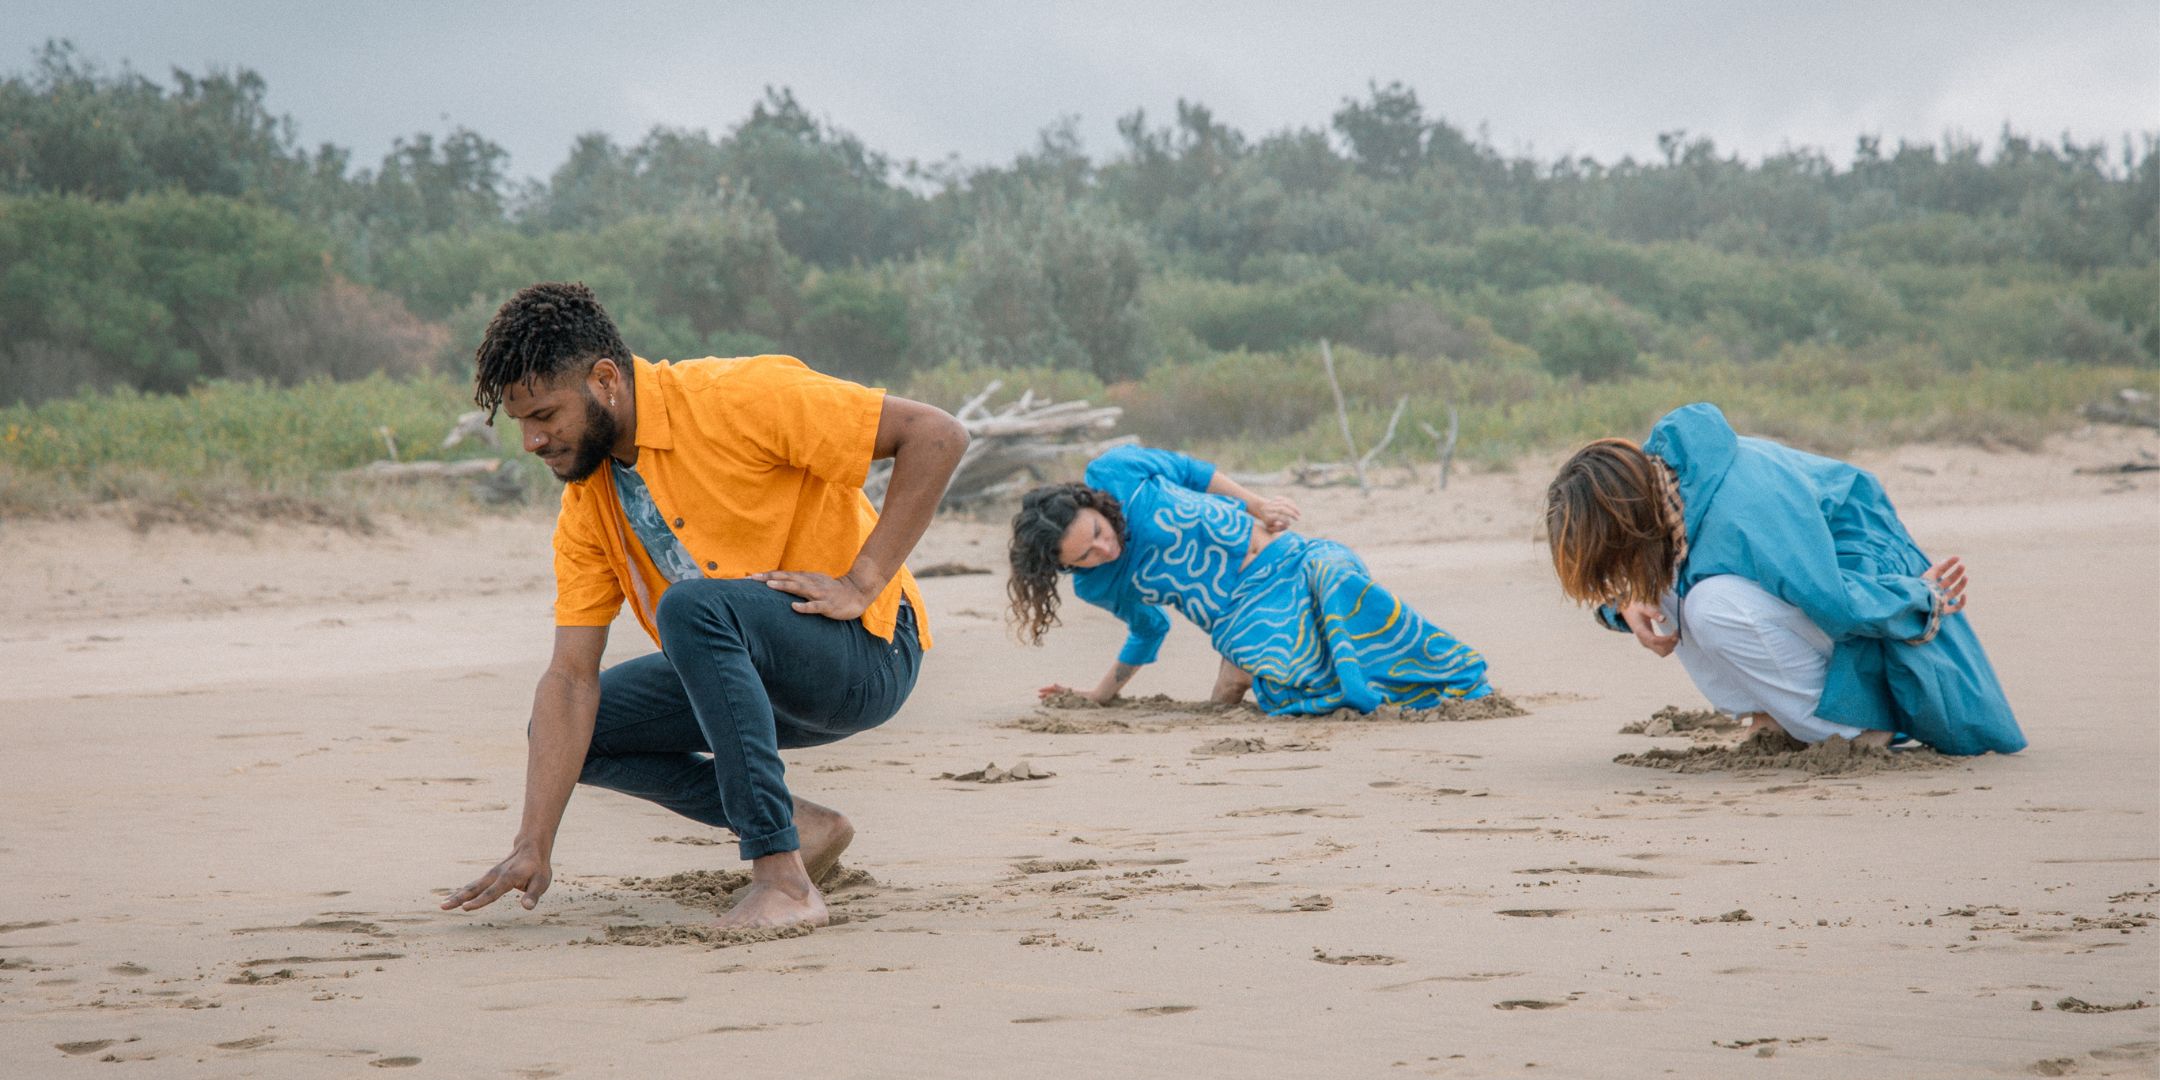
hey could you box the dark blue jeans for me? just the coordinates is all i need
[577,578,921,860]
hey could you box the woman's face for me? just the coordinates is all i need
[1057,508,1123,569]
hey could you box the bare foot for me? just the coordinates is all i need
[793,797,855,885]
[1851,729,1894,750]
[715,851,828,931]
[1739,712,1788,740]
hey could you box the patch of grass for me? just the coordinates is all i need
[5,349,2150,526]
[0,374,525,527]
[1104,345,2155,470]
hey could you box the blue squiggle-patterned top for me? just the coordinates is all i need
[1070,446,1253,666]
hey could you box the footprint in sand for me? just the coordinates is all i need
[214,1035,277,1050]
[1515,866,1663,879]
[57,1040,116,1056]
[1494,999,1569,1010]
[1375,972,1525,992]
[1313,949,1400,966]
[237,952,404,972]
[1013,859,1100,875]
[369,1056,422,1068]
[234,919,386,936]
[108,963,149,976]
[1226,805,1358,819]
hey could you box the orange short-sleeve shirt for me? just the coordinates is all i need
[551,355,931,650]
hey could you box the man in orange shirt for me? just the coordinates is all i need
[440,282,967,931]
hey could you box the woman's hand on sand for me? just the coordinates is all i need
[1250,495,1301,532]
[752,570,873,620]
[1038,683,1105,704]
[1923,556,1969,615]
[442,844,551,912]
[1618,599,1679,658]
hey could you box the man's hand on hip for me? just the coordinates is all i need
[751,570,875,620]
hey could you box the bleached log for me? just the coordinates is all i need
[955,380,1005,423]
[863,384,1127,509]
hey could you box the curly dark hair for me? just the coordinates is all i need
[1007,482,1127,646]
[472,282,632,418]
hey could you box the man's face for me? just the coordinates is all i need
[503,373,619,483]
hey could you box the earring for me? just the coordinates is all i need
[610,394,617,408]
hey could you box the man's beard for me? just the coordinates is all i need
[549,387,621,483]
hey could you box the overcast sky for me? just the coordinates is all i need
[8,1,2156,181]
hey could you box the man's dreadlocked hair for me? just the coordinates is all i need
[1007,482,1127,646]
[472,282,631,418]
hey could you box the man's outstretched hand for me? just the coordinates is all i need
[751,570,875,621]
[442,844,551,912]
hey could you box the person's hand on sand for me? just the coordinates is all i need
[442,844,551,912]
[1618,599,1678,657]
[1250,495,1301,532]
[751,570,874,620]
[1038,682,1107,704]
[1923,556,1969,614]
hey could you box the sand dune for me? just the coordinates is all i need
[2,426,2155,1078]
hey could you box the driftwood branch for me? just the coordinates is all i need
[864,385,1127,510]
[1358,396,1410,475]
[441,409,500,450]
[1318,339,1365,493]
[1419,405,1459,491]
[2083,388,2159,430]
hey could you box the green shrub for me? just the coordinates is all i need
[793,270,911,383]
[1530,292,1643,381]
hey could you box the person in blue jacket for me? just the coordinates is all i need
[1007,445,1492,714]
[1544,402,2025,756]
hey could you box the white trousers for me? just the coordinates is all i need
[1665,575,1867,744]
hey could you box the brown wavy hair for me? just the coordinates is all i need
[1007,482,1127,645]
[1544,438,1688,607]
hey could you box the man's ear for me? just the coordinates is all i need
[589,357,622,398]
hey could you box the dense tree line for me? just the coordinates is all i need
[1,39,2152,405]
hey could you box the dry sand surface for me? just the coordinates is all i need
[2,425,2156,1078]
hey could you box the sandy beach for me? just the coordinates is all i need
[2,425,2155,1079]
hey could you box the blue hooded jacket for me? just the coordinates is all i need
[1606,403,2025,756]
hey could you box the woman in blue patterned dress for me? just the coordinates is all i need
[1007,446,1493,714]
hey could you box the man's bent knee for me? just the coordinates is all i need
[654,577,772,643]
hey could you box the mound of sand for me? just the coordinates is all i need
[1617,705,1740,737]
[617,863,877,914]
[1614,730,1956,775]
[601,924,814,948]
[1017,691,1527,732]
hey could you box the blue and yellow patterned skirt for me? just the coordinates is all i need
[1215,535,1491,715]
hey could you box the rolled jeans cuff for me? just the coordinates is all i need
[737,824,800,862]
